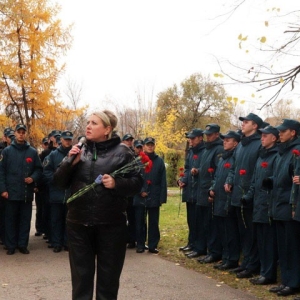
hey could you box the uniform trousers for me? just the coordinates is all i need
[125,198,136,244]
[194,204,222,258]
[50,202,68,247]
[276,220,300,288]
[186,202,197,248]
[233,206,260,271]
[255,221,278,281]
[223,208,240,264]
[0,197,6,244]
[135,206,160,250]
[5,200,32,250]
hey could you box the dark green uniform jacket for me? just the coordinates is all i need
[197,137,223,206]
[210,149,235,217]
[225,133,261,207]
[244,145,278,223]
[181,142,205,203]
[0,141,42,201]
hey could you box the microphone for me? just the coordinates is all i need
[67,136,86,164]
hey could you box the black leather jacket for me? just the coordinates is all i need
[53,135,143,225]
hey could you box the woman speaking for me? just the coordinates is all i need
[54,110,143,300]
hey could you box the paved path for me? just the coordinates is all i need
[0,208,257,300]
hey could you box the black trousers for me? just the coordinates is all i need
[276,220,300,288]
[186,202,197,247]
[223,208,240,263]
[255,221,278,280]
[35,189,46,234]
[50,203,67,247]
[0,197,6,244]
[234,206,260,271]
[125,198,136,244]
[135,206,160,250]
[5,200,32,249]
[67,221,127,300]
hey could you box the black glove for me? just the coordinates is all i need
[262,178,273,189]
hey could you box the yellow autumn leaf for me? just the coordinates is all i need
[240,100,245,104]
[238,34,242,40]
[233,97,238,104]
[251,94,255,98]
[279,78,284,83]
[260,36,267,43]
[242,36,248,41]
[226,96,232,102]
[265,21,269,27]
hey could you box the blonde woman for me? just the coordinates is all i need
[54,110,143,300]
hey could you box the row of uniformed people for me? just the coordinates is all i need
[0,127,74,254]
[178,114,300,299]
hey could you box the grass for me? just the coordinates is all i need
[157,187,296,300]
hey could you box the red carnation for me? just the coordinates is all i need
[261,162,268,168]
[179,167,184,171]
[146,180,152,185]
[224,163,231,169]
[144,160,153,173]
[139,151,150,164]
[179,172,184,177]
[208,168,214,173]
[193,155,198,160]
[292,149,300,156]
[26,157,33,163]
[239,169,246,176]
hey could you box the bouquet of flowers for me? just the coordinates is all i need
[67,151,153,204]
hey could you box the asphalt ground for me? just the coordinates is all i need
[0,206,257,300]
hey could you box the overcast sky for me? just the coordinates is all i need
[57,0,297,113]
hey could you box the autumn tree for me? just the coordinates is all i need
[145,73,233,185]
[0,0,76,145]
[155,73,233,138]
[265,99,300,125]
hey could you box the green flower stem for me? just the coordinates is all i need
[178,187,182,217]
[67,182,97,204]
[241,204,247,229]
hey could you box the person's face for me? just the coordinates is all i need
[223,138,238,151]
[144,142,155,153]
[42,143,48,150]
[61,138,73,148]
[134,146,143,155]
[6,136,13,145]
[205,132,219,143]
[261,133,277,148]
[189,136,203,147]
[49,135,56,143]
[86,115,111,142]
[14,129,26,143]
[241,120,257,136]
[123,138,134,147]
[279,129,296,143]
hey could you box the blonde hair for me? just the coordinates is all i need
[91,110,118,139]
